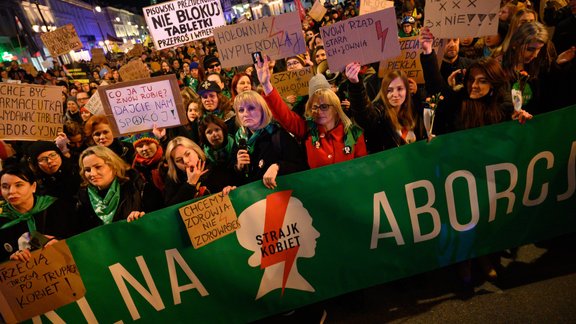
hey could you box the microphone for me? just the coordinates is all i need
[237,138,250,177]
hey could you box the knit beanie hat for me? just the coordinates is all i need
[308,73,332,97]
[130,132,160,148]
[66,96,78,106]
[27,141,62,164]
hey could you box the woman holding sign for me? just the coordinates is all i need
[76,146,163,230]
[255,54,367,170]
[0,161,78,262]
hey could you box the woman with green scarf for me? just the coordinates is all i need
[254,54,368,170]
[233,90,308,189]
[76,146,163,230]
[1,162,78,262]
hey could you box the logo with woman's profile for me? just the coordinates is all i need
[236,190,320,299]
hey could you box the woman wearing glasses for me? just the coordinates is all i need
[255,55,367,169]
[26,141,81,201]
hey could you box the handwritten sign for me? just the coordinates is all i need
[214,12,306,68]
[321,7,400,72]
[91,48,106,65]
[40,24,83,57]
[127,44,144,58]
[98,74,186,136]
[143,0,226,50]
[271,66,315,97]
[118,59,150,82]
[0,83,63,141]
[424,0,500,38]
[308,0,327,22]
[84,92,104,115]
[179,192,239,249]
[379,36,444,83]
[19,63,38,77]
[0,241,85,324]
[359,0,394,16]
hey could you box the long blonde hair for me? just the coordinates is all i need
[305,88,353,131]
[79,146,131,186]
[164,136,206,183]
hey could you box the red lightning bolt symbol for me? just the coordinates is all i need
[261,190,299,296]
[268,17,284,40]
[375,21,389,53]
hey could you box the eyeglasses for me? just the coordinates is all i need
[286,60,302,67]
[77,96,89,101]
[209,63,220,68]
[311,104,332,111]
[37,152,59,164]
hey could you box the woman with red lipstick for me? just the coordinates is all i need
[0,162,78,262]
[77,146,163,230]
[84,115,135,164]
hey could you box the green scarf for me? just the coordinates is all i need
[0,195,57,232]
[306,119,363,154]
[87,179,120,225]
[234,124,277,154]
[204,135,235,164]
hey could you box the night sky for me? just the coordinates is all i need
[81,0,156,14]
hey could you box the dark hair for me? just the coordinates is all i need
[377,70,416,131]
[461,57,509,129]
[0,162,37,185]
[198,115,229,147]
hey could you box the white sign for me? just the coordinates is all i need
[424,0,500,38]
[143,0,226,50]
[84,92,104,115]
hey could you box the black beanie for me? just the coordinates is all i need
[27,141,61,164]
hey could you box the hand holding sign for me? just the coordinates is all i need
[345,62,361,84]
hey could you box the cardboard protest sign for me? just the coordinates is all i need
[0,83,63,141]
[40,24,83,57]
[143,0,226,50]
[91,48,106,65]
[127,44,144,58]
[309,0,327,22]
[97,74,186,136]
[179,192,239,249]
[271,66,315,98]
[321,7,401,72]
[424,0,500,38]
[19,63,38,77]
[359,0,394,16]
[214,12,306,68]
[0,240,85,324]
[84,92,104,115]
[379,36,444,83]
[118,59,150,82]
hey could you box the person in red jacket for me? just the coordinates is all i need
[255,54,367,169]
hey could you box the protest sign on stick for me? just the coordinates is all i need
[320,7,401,72]
[214,12,306,68]
[143,0,226,50]
[379,36,444,83]
[359,0,394,16]
[309,0,327,22]
[0,240,85,324]
[424,0,500,38]
[118,59,150,82]
[40,24,83,57]
[98,74,186,136]
[0,83,63,141]
[271,66,315,98]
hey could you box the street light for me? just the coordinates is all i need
[95,6,101,12]
[115,17,120,22]
[32,25,39,32]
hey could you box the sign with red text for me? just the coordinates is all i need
[97,74,186,136]
[40,24,83,57]
[0,83,63,141]
[379,36,444,83]
[424,0,500,38]
[214,12,306,68]
[320,7,400,72]
[0,241,85,323]
[359,0,394,16]
[179,192,239,249]
[143,0,226,50]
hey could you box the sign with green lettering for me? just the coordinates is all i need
[11,106,576,323]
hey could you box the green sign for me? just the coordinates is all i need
[20,106,576,323]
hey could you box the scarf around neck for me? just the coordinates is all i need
[234,124,276,154]
[0,195,57,232]
[204,135,235,164]
[87,178,120,225]
[133,145,164,168]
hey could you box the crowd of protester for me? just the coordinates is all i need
[1,0,575,302]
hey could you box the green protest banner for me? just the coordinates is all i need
[17,106,576,323]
